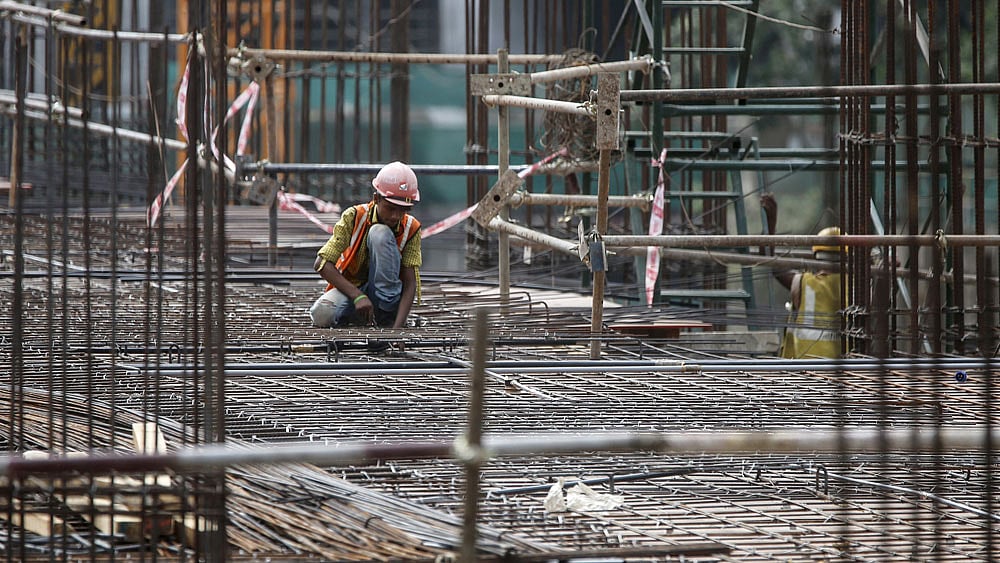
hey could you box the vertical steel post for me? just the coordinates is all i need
[8,27,26,208]
[591,73,620,359]
[461,307,489,562]
[390,0,410,163]
[498,49,510,306]
[266,74,279,266]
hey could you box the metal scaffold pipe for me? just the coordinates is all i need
[137,357,997,376]
[601,233,1000,249]
[0,0,85,24]
[1,107,187,151]
[527,57,653,85]
[621,82,1000,102]
[480,95,594,117]
[258,162,530,176]
[6,12,187,42]
[508,191,650,211]
[0,90,82,118]
[4,428,999,476]
[487,217,579,256]
[228,48,563,65]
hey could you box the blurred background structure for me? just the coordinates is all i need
[2,1,999,561]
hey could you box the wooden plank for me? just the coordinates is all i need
[131,422,173,488]
[0,501,67,537]
[176,513,219,546]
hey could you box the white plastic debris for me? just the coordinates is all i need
[543,480,567,513]
[565,482,624,511]
[543,479,624,514]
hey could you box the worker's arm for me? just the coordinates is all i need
[392,266,417,329]
[313,255,374,324]
[760,193,797,290]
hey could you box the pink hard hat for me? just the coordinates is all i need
[372,161,419,207]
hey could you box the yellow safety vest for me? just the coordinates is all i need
[326,202,420,289]
[780,272,842,359]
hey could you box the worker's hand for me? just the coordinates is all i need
[354,295,375,325]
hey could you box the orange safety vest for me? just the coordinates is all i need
[780,272,842,359]
[329,201,420,287]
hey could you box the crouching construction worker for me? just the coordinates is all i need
[761,193,843,359]
[309,161,422,329]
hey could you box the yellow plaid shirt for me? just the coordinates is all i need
[316,204,422,294]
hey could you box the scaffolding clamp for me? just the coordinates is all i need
[470,169,523,226]
[242,173,279,206]
[242,54,276,81]
[470,73,531,96]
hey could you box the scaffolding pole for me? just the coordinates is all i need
[5,428,1000,476]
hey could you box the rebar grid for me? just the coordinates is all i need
[3,1,1000,562]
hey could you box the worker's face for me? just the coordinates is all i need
[375,195,410,229]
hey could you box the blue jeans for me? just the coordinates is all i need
[309,224,403,328]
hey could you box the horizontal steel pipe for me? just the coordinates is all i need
[0,90,83,118]
[487,217,580,256]
[631,146,839,159]
[0,0,85,24]
[480,94,594,116]
[622,82,1000,102]
[622,247,998,285]
[601,234,1000,249]
[130,357,996,371]
[259,162,528,176]
[8,12,187,42]
[660,159,943,172]
[5,428,999,476]
[528,57,651,85]
[257,161,600,177]
[229,48,562,65]
[0,107,187,151]
[657,104,940,117]
[508,191,649,211]
[136,357,996,376]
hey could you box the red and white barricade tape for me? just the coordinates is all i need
[285,192,340,214]
[276,191,335,234]
[147,159,189,228]
[422,204,477,238]
[423,148,569,239]
[645,148,668,307]
[175,57,191,142]
[149,77,261,228]
[237,83,259,156]
[211,81,261,174]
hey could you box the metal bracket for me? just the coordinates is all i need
[242,55,276,81]
[243,176,279,206]
[594,73,621,150]
[471,169,524,226]
[470,73,531,96]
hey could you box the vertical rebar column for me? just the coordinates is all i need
[460,307,488,562]
[971,0,994,355]
[873,0,897,358]
[902,0,921,355]
[946,0,965,354]
[498,48,510,305]
[265,71,278,266]
[8,26,25,208]
[390,0,410,163]
[205,2,229,560]
[926,1,943,354]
